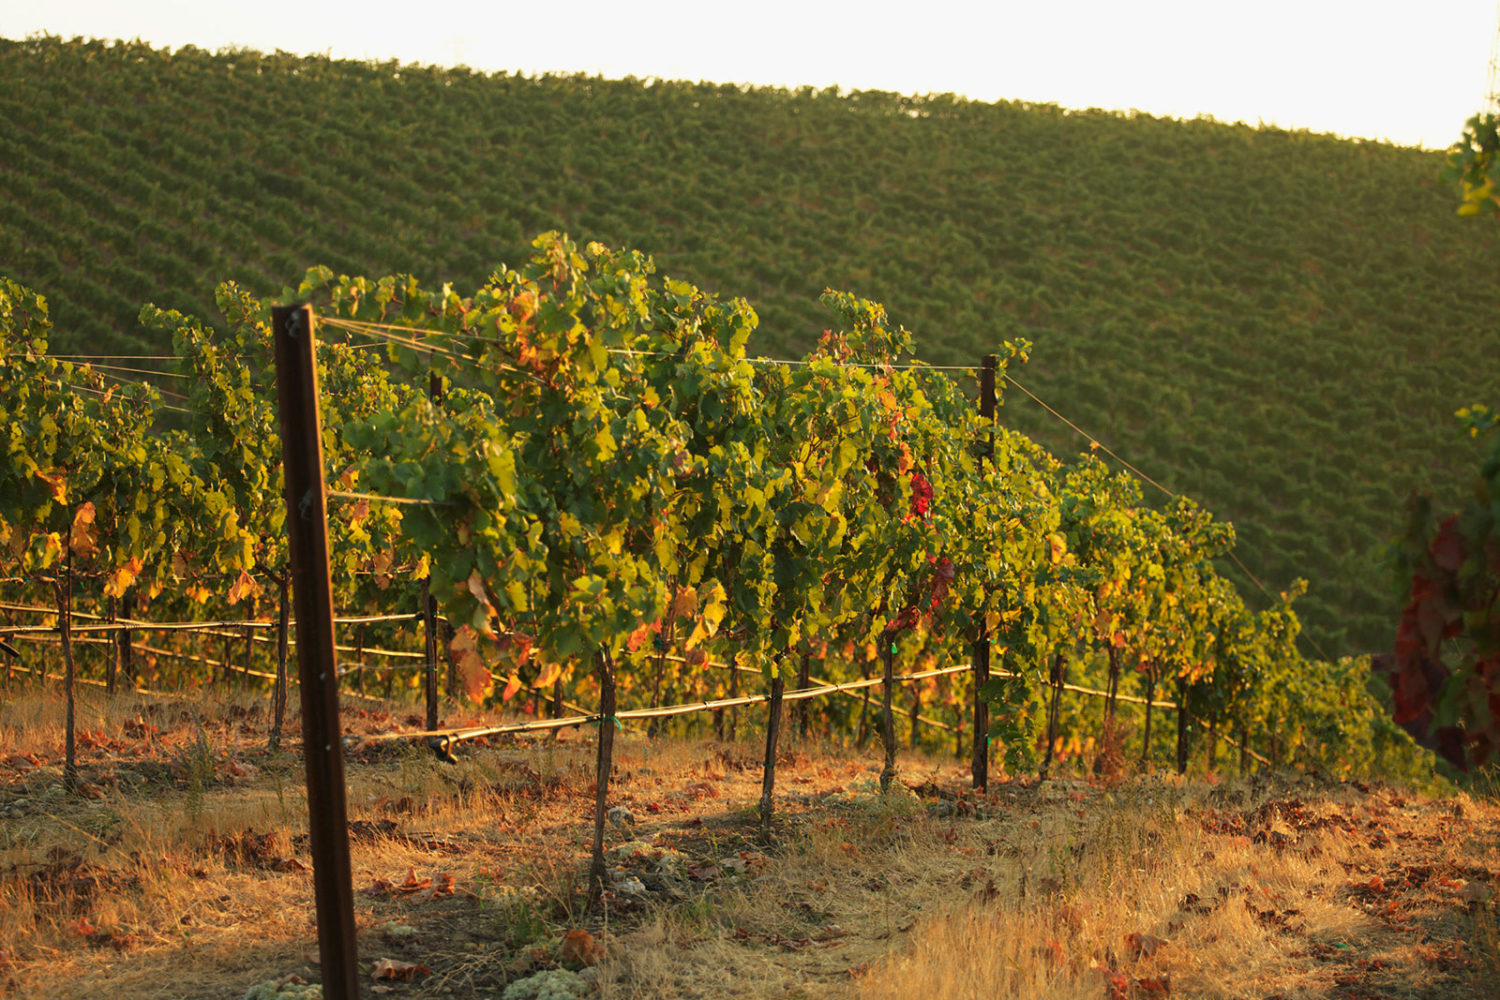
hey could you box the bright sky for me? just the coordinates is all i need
[4,0,1497,149]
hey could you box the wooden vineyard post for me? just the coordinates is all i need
[972,354,997,791]
[424,371,443,727]
[1140,669,1157,770]
[422,586,438,731]
[1093,644,1122,778]
[713,671,726,741]
[271,302,360,1000]
[105,596,118,695]
[270,574,290,752]
[759,669,786,840]
[727,659,739,741]
[1175,676,1190,775]
[1102,644,1121,728]
[908,679,922,749]
[242,622,254,690]
[589,647,618,905]
[879,638,897,794]
[119,605,134,688]
[795,652,812,740]
[1040,651,1065,781]
[353,625,365,696]
[56,553,78,793]
[647,602,673,739]
[856,649,874,749]
[970,636,989,781]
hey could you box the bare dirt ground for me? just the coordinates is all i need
[0,688,1496,999]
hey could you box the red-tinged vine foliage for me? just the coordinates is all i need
[909,471,933,518]
[1383,405,1500,768]
[882,557,956,639]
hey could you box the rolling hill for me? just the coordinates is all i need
[2,33,1497,655]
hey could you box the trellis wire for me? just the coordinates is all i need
[1002,371,1335,663]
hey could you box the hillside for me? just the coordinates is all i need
[2,34,1498,654]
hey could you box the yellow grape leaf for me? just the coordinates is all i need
[534,660,563,690]
[185,582,212,604]
[813,478,843,510]
[504,579,529,611]
[35,469,66,503]
[897,442,913,477]
[671,586,698,621]
[69,502,98,559]
[102,557,144,598]
[227,569,261,606]
[1047,533,1067,565]
[448,626,493,703]
[684,581,726,651]
[412,552,430,581]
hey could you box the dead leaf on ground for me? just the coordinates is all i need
[561,928,605,966]
[370,957,430,981]
[1095,963,1130,1000]
[1126,931,1168,960]
[1136,974,1172,995]
[368,867,438,898]
[1460,881,1494,904]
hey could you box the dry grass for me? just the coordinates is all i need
[0,687,1495,999]
[852,780,1496,1000]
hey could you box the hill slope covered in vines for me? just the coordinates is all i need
[2,34,1498,654]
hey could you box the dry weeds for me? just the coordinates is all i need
[0,687,1494,999]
